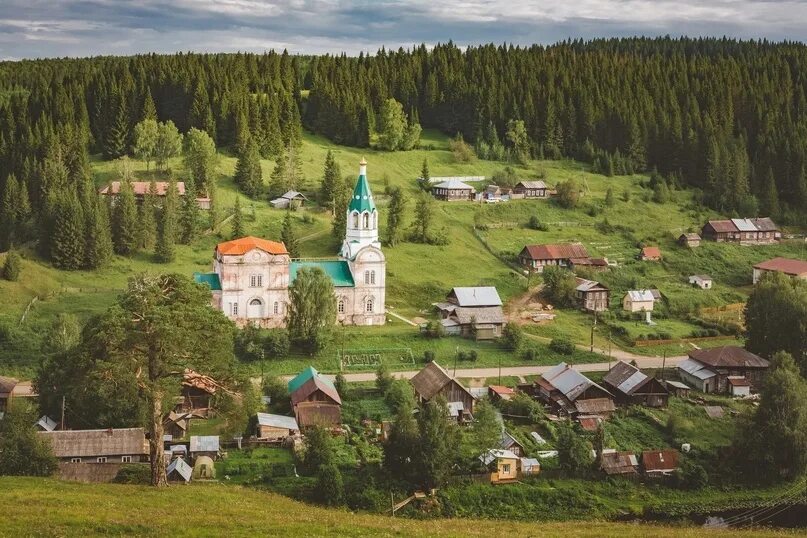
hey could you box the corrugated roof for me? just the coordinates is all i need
[432,179,476,190]
[480,449,519,465]
[193,272,222,291]
[642,449,679,472]
[257,413,299,431]
[705,220,738,233]
[677,358,717,380]
[280,190,308,201]
[290,376,342,406]
[753,257,807,276]
[574,398,616,415]
[167,457,193,482]
[731,218,758,232]
[100,181,187,197]
[751,217,778,232]
[603,361,654,396]
[626,290,655,302]
[542,363,612,402]
[575,278,608,293]
[37,416,58,432]
[449,287,502,307]
[728,377,751,387]
[516,180,548,189]
[665,380,690,390]
[190,436,220,453]
[38,428,147,458]
[287,367,336,394]
[689,346,769,369]
[520,243,588,261]
[290,260,355,287]
[601,451,638,475]
[217,236,288,256]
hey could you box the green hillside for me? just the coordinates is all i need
[0,477,793,538]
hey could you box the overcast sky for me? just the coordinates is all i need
[2,0,807,61]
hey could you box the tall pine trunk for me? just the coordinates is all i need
[149,389,168,487]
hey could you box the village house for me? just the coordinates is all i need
[677,346,769,393]
[664,380,691,398]
[269,190,308,209]
[288,367,342,429]
[483,184,509,201]
[642,449,679,477]
[410,361,476,421]
[488,385,515,402]
[99,181,211,210]
[575,278,610,312]
[194,159,386,328]
[256,413,299,441]
[603,361,669,407]
[600,451,639,476]
[480,449,519,484]
[435,286,505,340]
[500,431,526,456]
[512,180,549,198]
[678,233,701,248]
[639,246,662,261]
[0,376,36,417]
[178,369,230,414]
[518,243,591,273]
[622,290,655,313]
[38,428,149,464]
[752,257,807,284]
[689,274,713,289]
[431,178,477,201]
[701,218,780,244]
[534,362,615,417]
[189,435,220,460]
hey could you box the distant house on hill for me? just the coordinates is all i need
[519,243,603,273]
[689,275,713,289]
[410,361,476,421]
[752,257,807,284]
[678,233,701,248]
[677,346,769,393]
[575,278,610,312]
[38,428,149,464]
[639,246,662,261]
[288,367,342,429]
[600,451,639,476]
[534,362,615,417]
[100,181,210,209]
[488,385,515,402]
[435,286,505,340]
[431,179,476,201]
[701,218,780,244]
[500,431,526,456]
[622,290,656,313]
[603,361,669,407]
[512,180,549,198]
[642,449,679,477]
[269,190,308,209]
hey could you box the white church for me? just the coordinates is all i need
[194,158,386,327]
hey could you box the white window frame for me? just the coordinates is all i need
[121,456,132,463]
[70,457,82,463]
[96,457,107,463]
[231,302,239,316]
[370,270,376,285]
[337,298,345,314]
[365,297,374,313]
[250,274,263,288]
[273,301,279,315]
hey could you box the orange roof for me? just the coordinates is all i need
[216,236,288,256]
[753,257,807,276]
[641,246,662,258]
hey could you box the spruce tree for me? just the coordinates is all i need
[268,147,288,199]
[0,175,17,250]
[319,150,341,212]
[234,137,263,198]
[331,175,353,240]
[385,186,406,246]
[111,180,139,255]
[280,211,300,258]
[231,196,244,239]
[2,250,22,281]
[155,180,178,263]
[85,196,114,268]
[138,181,158,251]
[50,192,85,270]
[189,81,216,141]
[179,179,200,244]
[103,89,129,160]
[140,86,157,122]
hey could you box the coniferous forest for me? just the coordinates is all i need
[2,38,807,266]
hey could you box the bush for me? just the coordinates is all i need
[421,320,445,338]
[314,463,344,506]
[522,348,538,361]
[490,166,519,188]
[263,329,290,357]
[448,133,476,162]
[527,215,549,231]
[2,250,21,281]
[423,350,435,363]
[549,336,575,355]
[375,362,394,394]
[554,179,580,209]
[499,322,523,351]
[113,464,151,484]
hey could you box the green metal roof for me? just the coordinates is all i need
[287,366,336,394]
[290,260,355,287]
[348,172,376,213]
[193,272,222,291]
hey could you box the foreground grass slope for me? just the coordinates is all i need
[0,477,792,538]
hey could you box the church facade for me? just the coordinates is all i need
[194,158,386,327]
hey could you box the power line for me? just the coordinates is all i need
[720,479,807,527]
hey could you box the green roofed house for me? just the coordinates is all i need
[288,366,342,429]
[195,158,386,328]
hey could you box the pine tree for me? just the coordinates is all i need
[155,180,178,263]
[103,89,128,160]
[179,179,200,244]
[189,81,216,141]
[331,175,353,240]
[319,150,341,212]
[280,211,300,258]
[385,186,406,246]
[234,137,263,198]
[410,193,434,244]
[84,196,113,268]
[231,196,244,239]
[140,86,157,122]
[111,180,139,255]
[2,250,22,281]
[0,174,18,250]
[50,192,85,270]
[137,181,158,251]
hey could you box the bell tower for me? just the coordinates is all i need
[341,157,381,259]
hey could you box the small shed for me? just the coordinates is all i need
[189,436,220,460]
[601,451,639,476]
[639,246,662,261]
[167,457,193,483]
[664,380,691,397]
[689,275,713,289]
[36,416,58,432]
[622,290,655,313]
[256,413,299,440]
[728,377,751,398]
[192,455,216,480]
[642,449,679,477]
[488,385,515,402]
[480,449,519,483]
[678,233,701,248]
[519,457,541,475]
[269,190,308,209]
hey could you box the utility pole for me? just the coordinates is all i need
[608,331,612,371]
[60,395,66,430]
[498,354,502,386]
[590,311,597,353]
[661,350,667,381]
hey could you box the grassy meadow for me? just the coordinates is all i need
[1,128,805,376]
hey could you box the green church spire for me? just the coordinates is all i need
[348,157,376,213]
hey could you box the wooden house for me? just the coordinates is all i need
[752,257,807,284]
[575,278,610,312]
[603,361,669,407]
[642,449,679,477]
[664,380,691,398]
[178,369,230,414]
[37,428,148,464]
[431,179,476,201]
[163,411,192,440]
[488,385,515,402]
[100,181,210,210]
[189,435,220,460]
[689,275,713,289]
[410,361,476,420]
[534,362,615,416]
[678,233,701,248]
[518,243,589,273]
[435,287,505,340]
[512,180,549,198]
[256,413,299,440]
[701,218,780,244]
[500,431,525,456]
[480,449,519,484]
[0,376,36,416]
[288,367,342,428]
[600,451,639,476]
[269,190,308,209]
[639,246,662,261]
[622,290,655,313]
[683,346,769,393]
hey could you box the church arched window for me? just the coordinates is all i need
[365,297,374,313]
[337,298,345,314]
[370,270,376,285]
[273,301,279,315]
[363,212,369,228]
[364,270,370,284]
[352,212,359,228]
